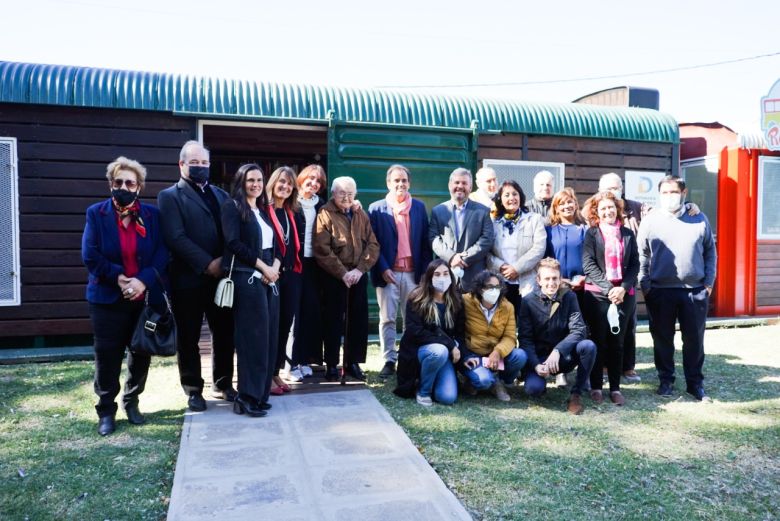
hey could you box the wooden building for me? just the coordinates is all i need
[0,61,679,345]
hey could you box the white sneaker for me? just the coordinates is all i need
[287,366,304,382]
[300,365,313,377]
[416,394,433,407]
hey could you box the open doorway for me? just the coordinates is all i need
[198,120,328,189]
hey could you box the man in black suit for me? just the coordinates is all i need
[429,167,494,290]
[158,140,236,411]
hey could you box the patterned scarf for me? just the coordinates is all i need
[112,199,146,238]
[498,210,521,234]
[599,221,623,283]
[266,205,302,274]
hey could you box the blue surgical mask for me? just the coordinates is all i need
[187,165,210,184]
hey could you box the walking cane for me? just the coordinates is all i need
[340,279,351,386]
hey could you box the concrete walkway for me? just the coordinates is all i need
[167,389,473,521]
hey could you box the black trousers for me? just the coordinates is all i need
[275,270,302,372]
[171,279,234,394]
[583,290,636,392]
[291,258,325,365]
[622,306,638,371]
[233,269,280,403]
[645,286,708,387]
[504,284,522,326]
[89,301,151,418]
[322,272,369,367]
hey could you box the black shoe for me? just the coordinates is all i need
[378,362,396,379]
[657,381,674,397]
[98,416,116,436]
[211,387,238,402]
[188,392,207,412]
[686,385,709,402]
[256,401,272,411]
[124,404,146,425]
[325,366,340,381]
[232,396,267,417]
[346,363,367,381]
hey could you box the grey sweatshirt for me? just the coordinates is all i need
[637,208,717,291]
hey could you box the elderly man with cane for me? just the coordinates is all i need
[314,176,380,381]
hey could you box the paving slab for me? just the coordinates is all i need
[167,389,472,521]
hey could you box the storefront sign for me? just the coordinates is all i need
[761,79,780,151]
[624,170,665,207]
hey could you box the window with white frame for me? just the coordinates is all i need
[0,137,20,306]
[481,159,565,202]
[758,156,780,239]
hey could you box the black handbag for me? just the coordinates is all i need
[130,275,177,357]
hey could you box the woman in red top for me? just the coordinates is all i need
[82,157,169,436]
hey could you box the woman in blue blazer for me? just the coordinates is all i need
[81,157,169,436]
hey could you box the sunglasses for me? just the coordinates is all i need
[112,179,138,189]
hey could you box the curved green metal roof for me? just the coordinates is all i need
[0,61,678,143]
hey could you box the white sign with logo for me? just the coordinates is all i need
[624,170,666,207]
[761,79,780,151]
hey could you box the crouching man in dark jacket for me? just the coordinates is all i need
[519,257,596,415]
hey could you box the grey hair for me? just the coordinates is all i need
[179,140,209,162]
[599,172,623,190]
[534,170,554,184]
[449,167,473,183]
[386,164,411,182]
[331,176,357,193]
[475,167,496,182]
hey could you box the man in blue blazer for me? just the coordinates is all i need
[429,168,494,291]
[157,141,235,411]
[368,165,432,378]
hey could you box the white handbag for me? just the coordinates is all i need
[214,256,235,308]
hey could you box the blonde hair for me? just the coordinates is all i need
[266,166,300,212]
[105,156,147,190]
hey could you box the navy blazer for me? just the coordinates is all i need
[81,199,170,305]
[157,179,230,289]
[582,225,639,298]
[367,197,431,287]
[429,200,494,286]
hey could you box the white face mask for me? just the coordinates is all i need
[432,276,452,294]
[482,288,501,307]
[659,193,682,213]
[450,266,464,280]
[608,188,622,200]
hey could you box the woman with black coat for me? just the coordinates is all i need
[221,163,283,417]
[581,190,639,407]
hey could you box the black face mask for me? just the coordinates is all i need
[188,166,210,184]
[112,189,138,207]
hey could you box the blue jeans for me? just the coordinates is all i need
[417,344,458,405]
[460,348,528,390]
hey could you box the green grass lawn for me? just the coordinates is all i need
[1,325,779,521]
[0,357,183,521]
[367,324,780,521]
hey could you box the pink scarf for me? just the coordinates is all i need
[386,193,412,260]
[599,222,623,283]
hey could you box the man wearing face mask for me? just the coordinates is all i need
[430,168,494,291]
[526,170,555,224]
[637,176,716,402]
[469,167,498,208]
[157,140,236,411]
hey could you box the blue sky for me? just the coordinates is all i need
[2,0,777,133]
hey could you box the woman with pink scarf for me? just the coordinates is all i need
[581,190,639,407]
[368,164,432,379]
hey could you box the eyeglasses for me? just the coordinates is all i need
[335,191,356,199]
[112,179,138,189]
[484,284,501,290]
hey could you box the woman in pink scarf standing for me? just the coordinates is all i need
[581,190,639,407]
[368,165,432,379]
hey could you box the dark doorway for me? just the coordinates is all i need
[202,123,328,189]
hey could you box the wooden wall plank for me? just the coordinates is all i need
[0,319,93,336]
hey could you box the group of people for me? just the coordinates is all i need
[81,141,716,435]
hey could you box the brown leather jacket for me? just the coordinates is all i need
[313,199,379,279]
